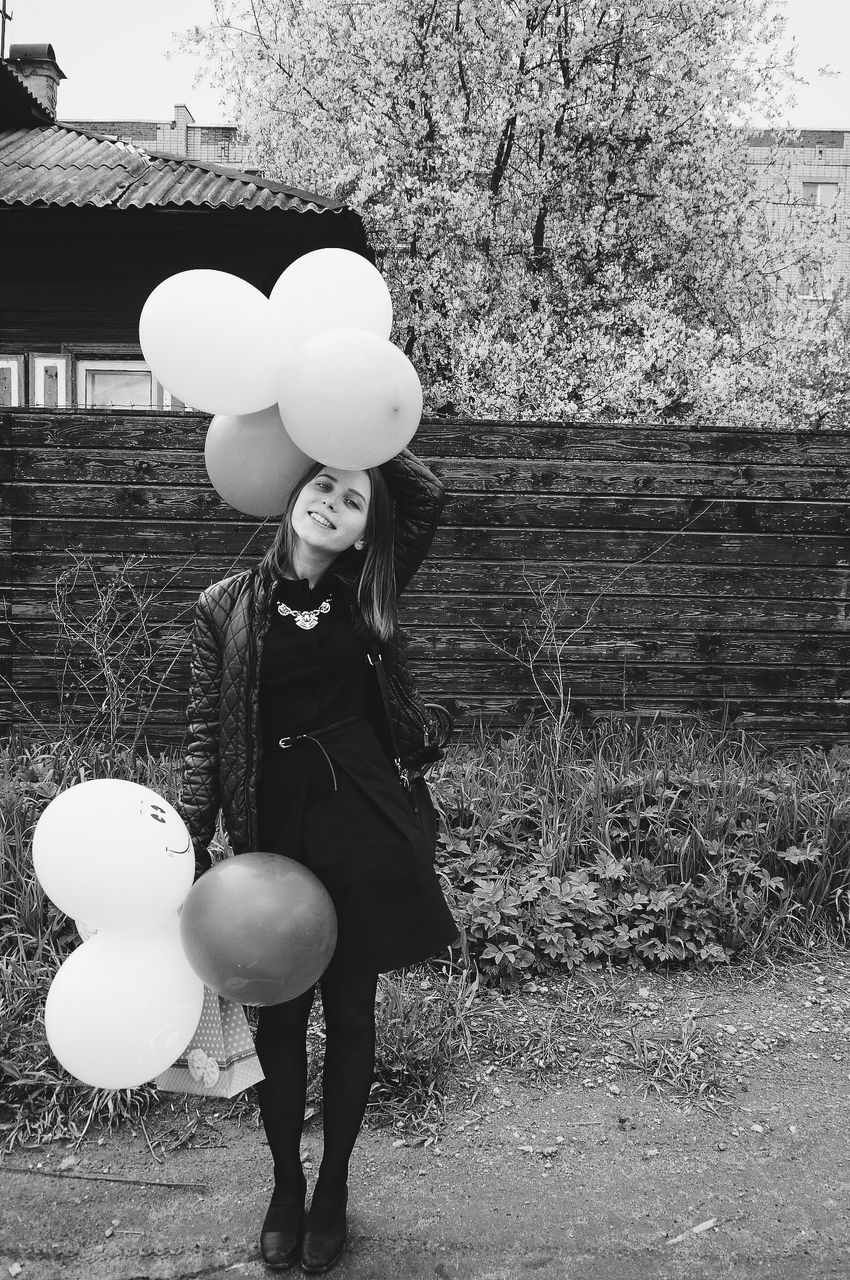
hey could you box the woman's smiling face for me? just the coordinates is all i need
[290,468,371,556]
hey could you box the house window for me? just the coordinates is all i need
[73,358,187,409]
[30,354,69,407]
[1,350,194,409]
[78,360,156,408]
[801,182,839,206]
[0,355,25,406]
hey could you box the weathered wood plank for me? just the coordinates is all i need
[433,528,847,565]
[8,481,850,536]
[11,648,848,702]
[406,629,850,667]
[6,411,850,466]
[7,525,846,567]
[7,556,850,601]
[420,426,850,468]
[10,519,273,561]
[7,448,849,502]
[6,585,847,630]
[435,461,849,501]
[441,494,849,535]
[12,615,849,668]
[412,562,850,600]
[398,594,850,630]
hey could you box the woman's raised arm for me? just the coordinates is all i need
[380,448,446,593]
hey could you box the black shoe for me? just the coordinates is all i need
[300,1186,348,1274]
[260,1175,307,1271]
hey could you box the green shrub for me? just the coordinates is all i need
[432,717,850,981]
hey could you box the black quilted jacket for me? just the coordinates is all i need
[178,449,445,874]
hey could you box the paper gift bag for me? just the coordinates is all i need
[155,985,265,1098]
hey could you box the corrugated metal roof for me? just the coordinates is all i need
[0,122,345,213]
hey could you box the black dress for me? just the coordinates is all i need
[256,573,460,975]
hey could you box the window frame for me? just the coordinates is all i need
[65,344,180,410]
[797,260,834,302]
[75,358,163,410]
[0,354,26,407]
[801,180,840,207]
[28,352,70,407]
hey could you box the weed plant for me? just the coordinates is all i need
[369,960,478,1134]
[433,717,850,981]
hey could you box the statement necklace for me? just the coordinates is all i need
[276,593,332,630]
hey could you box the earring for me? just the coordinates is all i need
[355,540,366,551]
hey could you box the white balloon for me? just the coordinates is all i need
[139,270,288,415]
[45,917,204,1089]
[277,329,423,469]
[269,248,393,347]
[205,405,313,517]
[33,779,194,930]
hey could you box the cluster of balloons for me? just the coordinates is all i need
[139,248,421,517]
[34,780,338,1090]
[34,779,203,1090]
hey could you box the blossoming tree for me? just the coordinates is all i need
[183,0,847,423]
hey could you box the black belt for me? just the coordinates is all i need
[275,714,361,791]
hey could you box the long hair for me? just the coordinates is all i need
[257,462,398,644]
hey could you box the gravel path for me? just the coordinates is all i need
[2,950,848,1280]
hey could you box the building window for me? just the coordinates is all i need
[74,358,184,409]
[0,355,25,406]
[801,182,839,207]
[0,351,194,409]
[30,354,68,407]
[798,261,833,301]
[82,364,154,408]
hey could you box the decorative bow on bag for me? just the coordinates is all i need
[187,1048,220,1088]
[156,985,264,1098]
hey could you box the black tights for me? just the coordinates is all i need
[254,954,379,1205]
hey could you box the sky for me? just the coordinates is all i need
[4,0,849,128]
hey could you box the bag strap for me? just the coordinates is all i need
[367,647,408,786]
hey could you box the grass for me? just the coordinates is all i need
[368,958,478,1133]
[2,708,848,1148]
[431,716,850,972]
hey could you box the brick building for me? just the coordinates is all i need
[62,102,259,175]
[747,129,850,302]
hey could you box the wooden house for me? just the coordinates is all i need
[0,46,372,408]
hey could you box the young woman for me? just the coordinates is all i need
[179,449,460,1273]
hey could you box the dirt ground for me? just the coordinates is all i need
[2,949,849,1280]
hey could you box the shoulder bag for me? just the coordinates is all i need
[368,648,453,859]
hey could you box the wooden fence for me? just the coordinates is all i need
[2,409,849,748]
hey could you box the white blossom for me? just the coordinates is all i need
[181,0,848,424]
